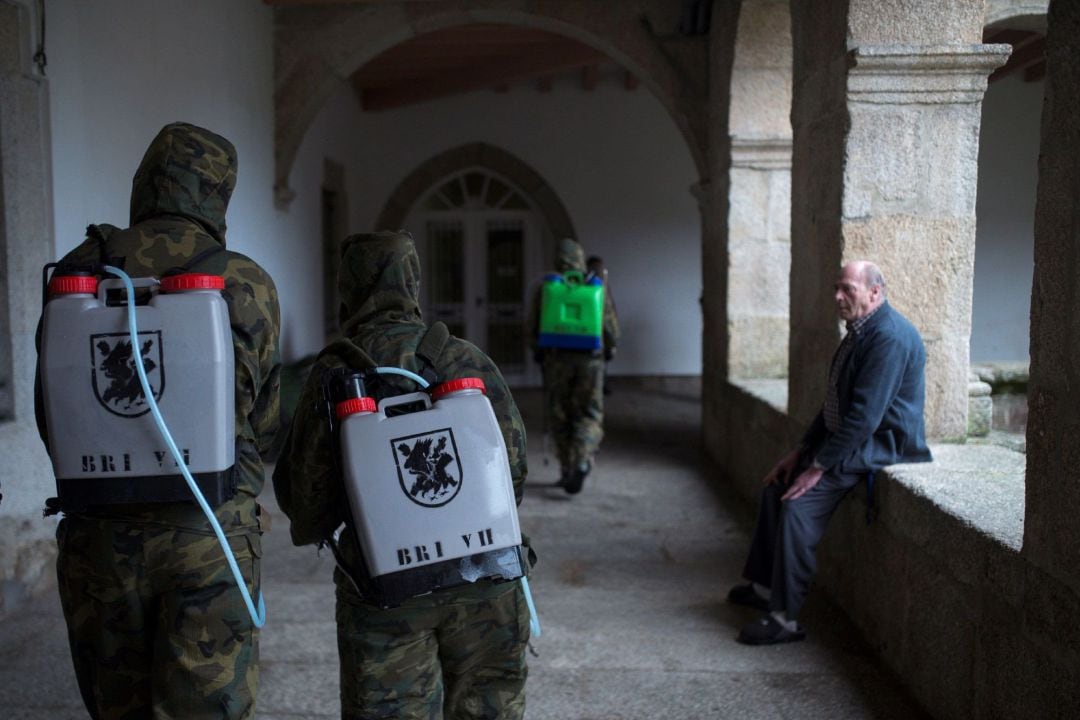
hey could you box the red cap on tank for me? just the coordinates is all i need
[431,377,486,400]
[336,397,377,419]
[161,273,225,292]
[48,275,99,296]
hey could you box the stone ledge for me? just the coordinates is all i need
[881,442,1025,550]
[729,376,787,412]
[725,377,1026,550]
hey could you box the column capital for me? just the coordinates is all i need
[730,136,792,171]
[848,44,1012,104]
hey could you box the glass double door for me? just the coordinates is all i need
[421,213,532,382]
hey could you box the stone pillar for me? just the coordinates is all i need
[0,0,59,615]
[789,0,1008,439]
[699,0,740,456]
[726,0,792,381]
[1025,0,1080,590]
[727,138,791,379]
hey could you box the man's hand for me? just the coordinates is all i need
[781,466,824,501]
[763,447,802,486]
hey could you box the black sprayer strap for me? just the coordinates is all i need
[164,243,226,277]
[316,338,378,372]
[86,224,122,269]
[415,321,450,385]
[174,243,225,274]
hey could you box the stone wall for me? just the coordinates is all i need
[1024,0,1080,638]
[0,0,59,617]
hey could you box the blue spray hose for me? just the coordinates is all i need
[105,266,266,629]
[371,367,541,637]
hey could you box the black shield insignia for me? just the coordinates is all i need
[391,427,463,508]
[90,331,165,417]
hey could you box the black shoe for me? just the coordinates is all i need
[727,584,770,612]
[736,614,806,646]
[563,461,590,495]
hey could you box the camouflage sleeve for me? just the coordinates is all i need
[222,257,282,457]
[271,358,347,546]
[440,339,528,505]
[603,286,620,352]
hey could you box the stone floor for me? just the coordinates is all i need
[0,380,931,719]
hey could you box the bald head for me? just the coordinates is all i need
[834,261,886,321]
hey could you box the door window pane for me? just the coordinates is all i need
[427,220,464,303]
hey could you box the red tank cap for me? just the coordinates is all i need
[431,377,486,400]
[161,273,225,292]
[336,397,377,419]
[48,275,99,296]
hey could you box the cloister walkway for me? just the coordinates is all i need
[0,381,929,719]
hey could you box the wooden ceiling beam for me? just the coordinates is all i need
[356,45,607,111]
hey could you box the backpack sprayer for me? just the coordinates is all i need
[538,269,604,350]
[323,364,540,636]
[39,263,265,628]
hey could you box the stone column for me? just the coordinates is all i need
[699,0,740,457]
[0,0,59,615]
[789,0,1008,439]
[727,138,791,379]
[1025,0,1080,590]
[725,0,792,381]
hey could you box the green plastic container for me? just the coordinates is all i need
[538,270,604,350]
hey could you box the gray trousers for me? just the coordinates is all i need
[741,470,863,620]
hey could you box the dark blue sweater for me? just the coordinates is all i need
[803,301,933,473]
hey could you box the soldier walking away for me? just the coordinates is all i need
[273,231,533,720]
[35,122,281,719]
[530,238,619,495]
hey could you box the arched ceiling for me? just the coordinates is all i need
[350,24,639,112]
[266,0,711,204]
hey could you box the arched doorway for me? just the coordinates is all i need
[388,152,573,386]
[409,169,540,385]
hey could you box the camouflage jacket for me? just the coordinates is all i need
[528,237,620,355]
[273,231,528,580]
[35,122,281,531]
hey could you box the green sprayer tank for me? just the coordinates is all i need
[538,270,605,350]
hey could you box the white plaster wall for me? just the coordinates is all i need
[971,72,1043,362]
[46,0,282,283]
[284,72,702,376]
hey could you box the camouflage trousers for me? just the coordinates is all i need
[542,352,605,472]
[55,515,262,720]
[335,575,530,720]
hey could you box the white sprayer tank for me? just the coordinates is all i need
[337,377,524,603]
[39,272,235,507]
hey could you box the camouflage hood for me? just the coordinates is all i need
[129,122,237,245]
[338,231,423,335]
[555,237,586,273]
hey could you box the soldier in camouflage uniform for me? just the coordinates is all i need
[34,122,281,720]
[529,238,620,494]
[273,231,531,720]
